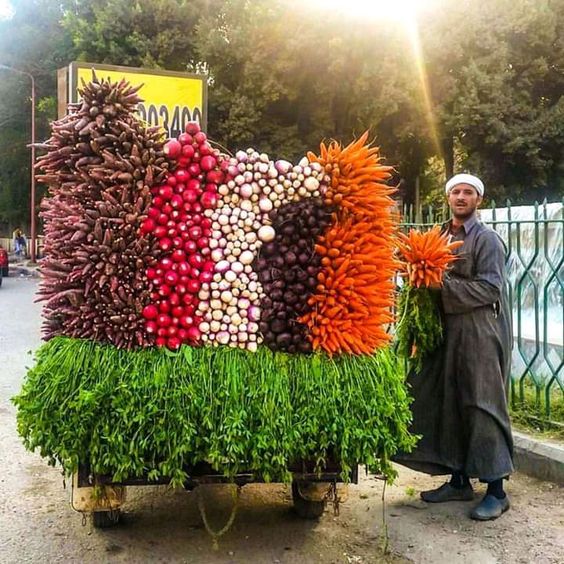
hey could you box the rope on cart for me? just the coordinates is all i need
[196,484,241,550]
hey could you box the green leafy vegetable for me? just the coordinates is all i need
[13,337,416,486]
[395,285,444,373]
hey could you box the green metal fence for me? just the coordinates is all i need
[401,199,564,424]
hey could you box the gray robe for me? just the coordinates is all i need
[395,214,514,481]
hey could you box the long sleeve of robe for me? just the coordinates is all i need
[394,216,514,481]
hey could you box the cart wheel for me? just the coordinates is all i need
[92,509,121,529]
[291,481,326,520]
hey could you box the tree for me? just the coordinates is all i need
[0,0,73,233]
[420,0,564,203]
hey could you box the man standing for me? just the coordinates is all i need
[395,173,513,521]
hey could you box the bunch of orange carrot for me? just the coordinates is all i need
[300,132,398,356]
[397,226,463,288]
[308,131,395,222]
[299,217,397,354]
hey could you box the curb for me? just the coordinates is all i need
[8,266,41,278]
[513,430,564,484]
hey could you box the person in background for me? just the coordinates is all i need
[395,173,514,521]
[13,228,27,258]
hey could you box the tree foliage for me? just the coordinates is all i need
[1,0,563,233]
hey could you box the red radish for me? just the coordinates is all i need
[147,207,160,219]
[143,305,159,320]
[159,238,172,252]
[180,315,194,328]
[164,139,182,158]
[164,270,178,285]
[188,163,201,177]
[203,260,215,272]
[178,133,192,145]
[141,218,156,234]
[166,176,177,187]
[159,284,171,297]
[176,283,187,295]
[153,196,164,209]
[182,294,194,305]
[169,293,181,307]
[184,240,197,254]
[157,302,169,314]
[146,320,157,334]
[188,254,203,269]
[178,262,191,276]
[172,306,184,318]
[186,279,200,294]
[170,194,183,209]
[200,192,218,209]
[199,270,213,284]
[157,327,168,338]
[161,257,173,269]
[187,178,201,192]
[171,249,185,262]
[157,214,168,226]
[168,336,181,350]
[194,131,207,144]
[156,337,167,347]
[187,326,201,341]
[183,189,198,203]
[200,155,217,171]
[178,329,188,341]
[175,169,189,183]
[196,237,208,249]
[185,122,200,135]
[153,226,167,239]
[182,144,195,158]
[158,185,174,200]
[188,226,202,240]
[157,314,171,328]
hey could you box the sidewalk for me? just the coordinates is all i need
[6,254,41,278]
[514,430,564,484]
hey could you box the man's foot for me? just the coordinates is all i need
[420,482,474,503]
[470,494,510,521]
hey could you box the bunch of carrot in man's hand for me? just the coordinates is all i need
[397,226,463,288]
[395,226,463,370]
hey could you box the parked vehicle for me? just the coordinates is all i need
[0,244,8,277]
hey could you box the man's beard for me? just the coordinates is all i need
[451,203,477,220]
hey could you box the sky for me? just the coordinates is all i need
[0,0,13,20]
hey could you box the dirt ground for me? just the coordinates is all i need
[1,278,563,564]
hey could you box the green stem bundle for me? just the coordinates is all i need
[395,285,444,373]
[13,338,416,486]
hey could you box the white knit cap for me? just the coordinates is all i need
[445,173,484,196]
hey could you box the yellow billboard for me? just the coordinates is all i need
[67,62,207,137]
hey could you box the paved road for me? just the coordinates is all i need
[0,278,563,563]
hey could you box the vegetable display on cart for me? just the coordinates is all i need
[14,74,416,527]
